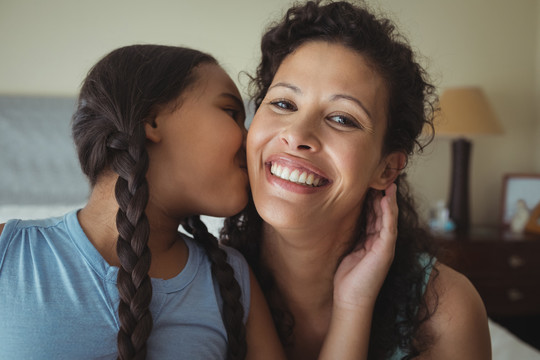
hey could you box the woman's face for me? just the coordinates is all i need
[247,41,397,231]
[145,63,248,219]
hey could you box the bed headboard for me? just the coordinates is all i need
[0,95,89,206]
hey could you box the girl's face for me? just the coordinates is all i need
[145,63,248,219]
[247,41,400,231]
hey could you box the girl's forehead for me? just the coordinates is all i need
[192,63,241,98]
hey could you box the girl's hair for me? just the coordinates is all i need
[72,44,246,360]
[221,1,439,359]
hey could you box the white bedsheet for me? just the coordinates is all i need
[490,319,540,359]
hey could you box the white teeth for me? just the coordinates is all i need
[270,163,324,187]
[280,167,290,180]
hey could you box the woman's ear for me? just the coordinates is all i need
[144,117,161,144]
[370,151,407,190]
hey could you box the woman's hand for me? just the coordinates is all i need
[319,184,398,360]
[333,183,398,310]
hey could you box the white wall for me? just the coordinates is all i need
[1,0,538,226]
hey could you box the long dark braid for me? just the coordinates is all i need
[183,216,247,360]
[108,128,153,359]
[72,45,249,359]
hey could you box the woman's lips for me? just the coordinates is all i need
[264,155,330,189]
[269,162,327,187]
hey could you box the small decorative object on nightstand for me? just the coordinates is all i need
[510,199,530,234]
[500,173,540,235]
[525,202,540,235]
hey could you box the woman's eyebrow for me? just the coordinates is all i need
[268,82,302,94]
[330,93,373,120]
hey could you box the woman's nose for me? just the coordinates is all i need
[279,116,321,151]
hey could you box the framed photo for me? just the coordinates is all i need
[500,173,540,230]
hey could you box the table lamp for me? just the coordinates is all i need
[435,87,503,235]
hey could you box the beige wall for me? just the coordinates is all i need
[0,0,295,95]
[1,0,538,226]
[537,0,540,171]
[375,0,539,225]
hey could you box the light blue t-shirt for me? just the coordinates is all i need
[0,210,250,360]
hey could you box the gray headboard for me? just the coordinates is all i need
[0,95,90,205]
[0,95,255,207]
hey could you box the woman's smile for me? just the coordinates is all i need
[263,154,331,194]
[270,163,326,187]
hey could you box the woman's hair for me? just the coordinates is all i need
[221,1,439,359]
[72,45,246,360]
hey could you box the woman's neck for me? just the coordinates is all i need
[260,221,355,311]
[261,222,357,359]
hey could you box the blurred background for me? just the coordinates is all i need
[1,0,538,226]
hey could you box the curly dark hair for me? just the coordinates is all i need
[221,1,439,359]
[72,45,246,360]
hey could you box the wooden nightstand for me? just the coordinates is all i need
[435,228,540,350]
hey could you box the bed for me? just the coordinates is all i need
[1,95,539,359]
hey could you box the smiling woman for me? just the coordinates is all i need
[222,1,492,359]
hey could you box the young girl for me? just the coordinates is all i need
[222,1,491,359]
[0,45,284,359]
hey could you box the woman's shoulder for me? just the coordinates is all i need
[420,261,492,359]
[430,261,486,317]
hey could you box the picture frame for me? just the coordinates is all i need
[500,173,540,231]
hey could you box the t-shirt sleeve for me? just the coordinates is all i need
[219,244,251,324]
[0,219,20,269]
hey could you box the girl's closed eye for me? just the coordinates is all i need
[224,108,239,119]
[224,107,245,124]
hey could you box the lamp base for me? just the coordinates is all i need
[448,138,471,236]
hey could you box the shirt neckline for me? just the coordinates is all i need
[64,209,201,293]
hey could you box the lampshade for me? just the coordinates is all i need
[435,87,503,136]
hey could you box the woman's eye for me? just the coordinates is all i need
[269,100,297,111]
[327,114,362,129]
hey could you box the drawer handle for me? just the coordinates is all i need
[507,288,525,302]
[508,255,526,268]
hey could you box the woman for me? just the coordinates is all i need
[222,1,491,359]
[0,45,284,359]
